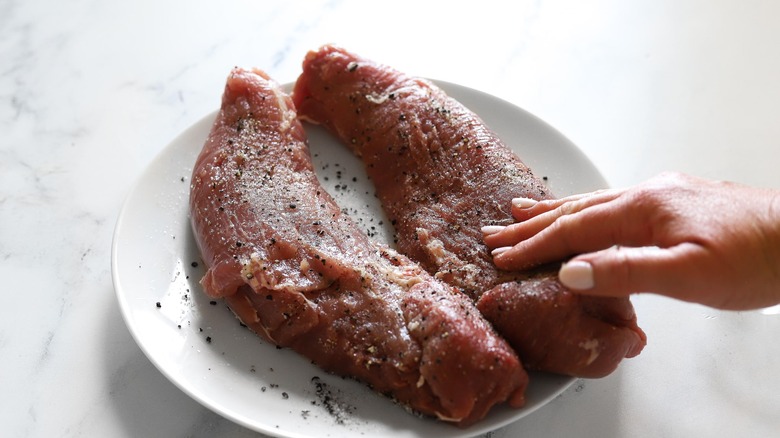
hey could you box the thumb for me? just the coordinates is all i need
[559,243,712,305]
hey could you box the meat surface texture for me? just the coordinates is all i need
[292,45,647,378]
[189,67,528,426]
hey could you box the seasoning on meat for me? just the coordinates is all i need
[189,67,527,426]
[292,45,647,378]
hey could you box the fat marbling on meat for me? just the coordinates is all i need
[188,67,527,426]
[292,45,647,378]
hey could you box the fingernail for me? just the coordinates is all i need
[512,197,537,208]
[491,246,512,256]
[559,260,594,290]
[481,225,506,235]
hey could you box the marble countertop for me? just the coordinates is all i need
[3,0,779,436]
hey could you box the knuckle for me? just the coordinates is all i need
[557,197,590,217]
[654,170,690,185]
[549,213,579,253]
[558,201,579,216]
[626,185,662,209]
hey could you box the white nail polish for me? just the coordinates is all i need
[481,225,506,235]
[512,197,537,208]
[491,246,512,256]
[560,260,594,290]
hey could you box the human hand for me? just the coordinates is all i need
[482,172,780,310]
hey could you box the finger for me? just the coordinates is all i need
[492,200,631,269]
[511,188,621,222]
[484,192,615,248]
[490,189,624,248]
[560,243,727,307]
[483,211,557,249]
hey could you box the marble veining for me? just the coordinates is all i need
[3,0,780,437]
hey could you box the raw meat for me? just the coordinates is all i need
[189,67,527,426]
[292,45,646,378]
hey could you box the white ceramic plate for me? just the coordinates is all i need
[112,81,605,438]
